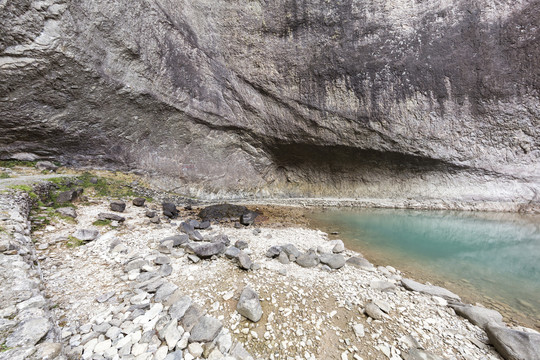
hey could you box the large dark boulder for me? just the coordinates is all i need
[198,204,250,221]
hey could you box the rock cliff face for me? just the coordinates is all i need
[1,0,539,208]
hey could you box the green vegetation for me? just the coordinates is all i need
[66,235,84,248]
[0,160,37,168]
[0,226,5,233]
[0,172,9,179]
[92,219,112,226]
[0,343,10,352]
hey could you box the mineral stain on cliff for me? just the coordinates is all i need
[1,0,539,207]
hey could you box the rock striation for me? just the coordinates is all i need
[1,0,539,209]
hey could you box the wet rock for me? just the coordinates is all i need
[73,228,99,241]
[319,253,346,269]
[449,304,504,330]
[133,197,146,206]
[237,286,263,322]
[186,242,225,258]
[485,322,540,360]
[5,317,51,347]
[56,207,77,218]
[346,256,374,269]
[266,246,282,258]
[162,203,179,218]
[189,316,223,343]
[296,250,319,268]
[98,212,126,222]
[401,278,461,301]
[237,251,253,270]
[110,200,126,212]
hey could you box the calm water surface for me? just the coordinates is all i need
[308,208,540,329]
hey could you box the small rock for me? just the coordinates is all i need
[36,160,59,171]
[237,286,263,322]
[278,251,290,264]
[154,255,171,265]
[162,202,179,218]
[161,235,189,247]
[266,246,282,258]
[197,220,211,230]
[235,240,248,250]
[353,323,365,338]
[365,302,385,320]
[188,343,204,357]
[331,239,345,253]
[189,316,223,343]
[125,259,148,272]
[187,254,200,263]
[155,282,179,303]
[73,228,99,241]
[56,207,77,218]
[319,253,346,269]
[98,212,126,222]
[346,256,374,269]
[224,246,241,259]
[96,291,115,303]
[164,350,184,360]
[150,216,160,224]
[240,211,258,226]
[146,210,156,218]
[296,250,319,268]
[133,197,146,206]
[179,222,195,234]
[402,348,445,360]
[110,200,126,212]
[370,280,396,292]
[281,244,301,258]
[187,242,225,258]
[56,189,81,203]
[169,296,192,320]
[237,251,253,270]
[212,234,230,246]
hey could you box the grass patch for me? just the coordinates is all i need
[66,235,84,248]
[0,160,37,168]
[92,219,112,226]
[0,343,10,352]
[0,172,9,179]
[0,226,5,233]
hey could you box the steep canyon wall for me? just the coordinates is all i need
[1,0,539,208]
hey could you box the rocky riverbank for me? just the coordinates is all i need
[0,168,539,360]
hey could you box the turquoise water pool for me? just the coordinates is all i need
[309,208,540,329]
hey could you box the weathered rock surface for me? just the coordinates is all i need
[485,322,540,360]
[72,229,99,241]
[1,0,539,208]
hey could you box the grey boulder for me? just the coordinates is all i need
[237,251,253,270]
[346,256,374,269]
[189,316,223,343]
[237,286,263,322]
[295,250,319,268]
[449,304,504,330]
[73,228,99,241]
[224,246,241,259]
[110,200,126,212]
[169,296,192,320]
[281,244,301,258]
[132,197,146,206]
[186,242,225,258]
[56,207,77,218]
[265,246,282,258]
[319,253,346,269]
[485,322,540,360]
[5,317,51,347]
[401,278,460,301]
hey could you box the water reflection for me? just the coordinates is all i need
[309,208,540,326]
